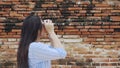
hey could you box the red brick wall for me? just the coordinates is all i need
[0,0,120,68]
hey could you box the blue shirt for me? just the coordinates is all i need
[28,42,67,68]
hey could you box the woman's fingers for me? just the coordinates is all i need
[41,20,44,24]
[42,19,54,33]
[44,19,53,24]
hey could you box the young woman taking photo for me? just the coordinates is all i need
[17,12,67,68]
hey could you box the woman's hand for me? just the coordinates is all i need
[42,19,54,34]
[41,19,65,50]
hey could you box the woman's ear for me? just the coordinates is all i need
[39,26,47,37]
[38,30,42,36]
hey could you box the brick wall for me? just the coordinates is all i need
[0,0,120,68]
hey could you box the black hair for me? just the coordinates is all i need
[17,12,42,68]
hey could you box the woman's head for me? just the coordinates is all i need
[17,12,43,68]
[22,12,43,40]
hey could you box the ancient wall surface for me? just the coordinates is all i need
[0,0,120,68]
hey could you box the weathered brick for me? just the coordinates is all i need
[65,31,81,35]
[0,17,6,21]
[80,29,88,32]
[76,26,85,29]
[0,41,3,45]
[63,38,83,43]
[92,58,109,62]
[10,11,23,17]
[94,45,103,48]
[0,1,11,4]
[110,26,120,28]
[94,13,109,17]
[90,26,101,29]
[8,32,16,35]
[91,42,99,45]
[68,7,82,11]
[81,32,90,35]
[84,38,96,42]
[111,16,120,21]
[101,26,110,28]
[63,29,79,32]
[109,58,120,62]
[95,4,110,7]
[1,45,9,49]
[103,45,115,49]
[91,10,101,13]
[96,38,104,42]
[64,26,75,29]
[11,29,21,32]
[105,38,114,42]
[90,32,104,35]
[8,38,16,42]
[0,29,2,32]
[56,0,63,2]
[63,35,80,39]
[41,4,57,8]
[56,31,64,35]
[111,10,120,13]
[0,0,120,67]
[0,38,8,42]
[8,45,18,49]
[3,42,18,45]
[88,35,104,38]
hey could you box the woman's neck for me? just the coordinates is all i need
[35,36,41,42]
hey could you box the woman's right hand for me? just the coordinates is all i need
[42,19,55,34]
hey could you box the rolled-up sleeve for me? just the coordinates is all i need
[29,42,67,61]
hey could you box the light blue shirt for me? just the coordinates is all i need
[28,42,67,68]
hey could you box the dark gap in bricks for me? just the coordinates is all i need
[19,0,29,5]
[2,61,15,67]
[60,9,70,18]
[101,63,108,66]
[4,23,15,32]
[88,0,94,7]
[33,0,45,11]
[0,5,12,8]
[118,63,120,66]
[101,16,111,22]
[114,28,120,32]
[86,4,95,14]
[112,12,120,16]
[111,63,118,66]
[76,62,92,66]
[3,18,23,32]
[4,18,23,23]
[95,0,105,3]
[92,63,100,66]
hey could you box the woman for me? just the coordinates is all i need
[17,12,67,68]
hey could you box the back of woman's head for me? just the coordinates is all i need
[22,12,42,41]
[17,12,42,68]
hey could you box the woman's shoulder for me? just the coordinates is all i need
[30,42,41,45]
[29,42,50,49]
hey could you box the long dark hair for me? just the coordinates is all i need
[17,12,42,68]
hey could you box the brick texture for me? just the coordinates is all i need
[0,0,120,68]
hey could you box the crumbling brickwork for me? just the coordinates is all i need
[0,0,120,68]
